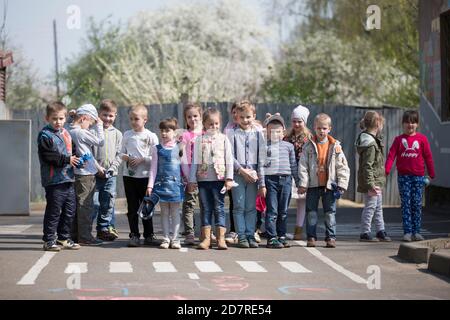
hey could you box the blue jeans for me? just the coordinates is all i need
[265,175,292,239]
[306,187,337,240]
[198,181,226,227]
[231,175,258,239]
[93,176,117,232]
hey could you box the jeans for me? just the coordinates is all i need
[198,181,226,227]
[231,175,258,239]
[398,175,425,234]
[93,176,117,232]
[264,175,292,239]
[306,187,337,240]
[43,182,76,242]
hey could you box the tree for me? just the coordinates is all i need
[61,17,122,108]
[97,0,273,104]
[262,0,419,107]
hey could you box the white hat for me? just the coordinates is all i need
[291,105,310,125]
[76,104,98,121]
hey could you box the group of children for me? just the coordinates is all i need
[38,99,435,252]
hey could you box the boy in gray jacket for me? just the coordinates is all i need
[92,100,123,241]
[299,113,350,248]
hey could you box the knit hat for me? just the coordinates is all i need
[263,113,286,129]
[76,104,98,121]
[291,105,310,125]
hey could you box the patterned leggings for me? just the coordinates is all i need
[398,175,425,235]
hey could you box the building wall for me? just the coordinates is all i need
[419,0,450,189]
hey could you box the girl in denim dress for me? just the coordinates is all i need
[147,118,188,249]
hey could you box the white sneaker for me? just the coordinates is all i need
[402,233,412,242]
[413,233,425,241]
[170,240,181,249]
[254,232,261,243]
[159,239,170,249]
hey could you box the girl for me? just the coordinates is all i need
[283,105,312,240]
[147,118,188,249]
[356,111,391,242]
[385,110,435,242]
[188,108,234,250]
[180,103,203,245]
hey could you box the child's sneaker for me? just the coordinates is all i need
[79,237,103,246]
[254,232,261,243]
[412,233,425,241]
[359,232,379,242]
[266,237,283,249]
[225,232,238,244]
[159,239,170,249]
[278,236,291,248]
[402,233,412,242]
[57,239,81,250]
[144,234,159,246]
[108,226,119,238]
[170,240,181,249]
[248,236,259,248]
[376,230,392,242]
[97,230,116,241]
[237,237,250,248]
[325,238,336,248]
[184,233,196,245]
[127,235,140,247]
[306,237,316,247]
[43,240,61,252]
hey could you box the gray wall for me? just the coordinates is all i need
[0,120,31,215]
[12,103,404,205]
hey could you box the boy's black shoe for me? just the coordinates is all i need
[359,232,379,242]
[144,234,160,246]
[97,230,117,241]
[266,237,283,249]
[376,230,392,242]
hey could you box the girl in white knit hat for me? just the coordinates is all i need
[283,105,312,240]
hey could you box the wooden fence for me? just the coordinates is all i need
[12,103,403,205]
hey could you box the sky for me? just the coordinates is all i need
[2,0,267,79]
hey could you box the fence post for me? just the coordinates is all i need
[178,93,189,128]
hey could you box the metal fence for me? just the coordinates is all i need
[12,103,403,205]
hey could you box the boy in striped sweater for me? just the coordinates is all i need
[263,114,300,249]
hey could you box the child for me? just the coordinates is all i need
[356,111,391,242]
[147,118,188,249]
[283,104,312,240]
[69,104,105,245]
[121,104,159,247]
[38,101,81,251]
[92,99,122,241]
[263,114,300,249]
[298,113,350,248]
[224,102,240,244]
[180,103,203,245]
[385,110,435,242]
[227,100,267,248]
[188,108,234,250]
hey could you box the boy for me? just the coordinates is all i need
[69,104,105,245]
[121,104,159,247]
[299,113,350,248]
[92,99,123,241]
[263,114,300,249]
[37,101,81,251]
[227,100,266,248]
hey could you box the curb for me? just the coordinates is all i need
[397,238,450,264]
[428,252,450,277]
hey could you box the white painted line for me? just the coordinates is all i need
[195,261,223,273]
[64,262,88,274]
[153,262,177,273]
[109,262,133,273]
[278,261,312,273]
[17,252,57,285]
[188,273,200,280]
[236,261,267,273]
[0,224,33,234]
[304,247,367,284]
[179,247,188,253]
